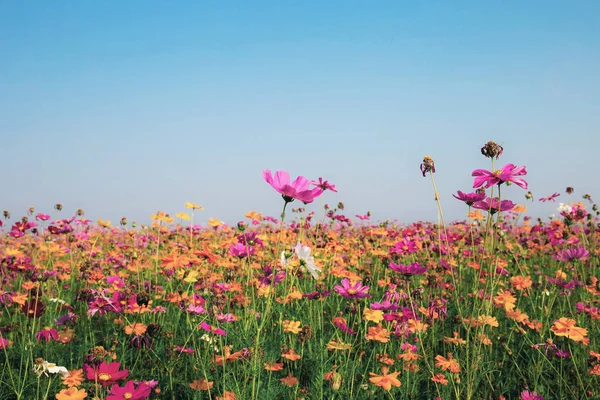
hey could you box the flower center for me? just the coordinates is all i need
[347,289,357,295]
[124,393,133,399]
[493,169,502,177]
[98,373,112,381]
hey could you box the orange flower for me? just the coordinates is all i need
[494,290,516,311]
[281,348,301,361]
[124,323,147,336]
[431,373,449,385]
[550,318,588,344]
[61,369,84,387]
[368,367,401,390]
[190,378,214,391]
[505,308,529,323]
[326,338,352,351]
[282,320,302,334]
[280,374,298,387]
[363,308,384,323]
[443,332,466,345]
[264,361,284,371]
[56,387,88,400]
[477,315,499,328]
[510,275,532,291]
[216,391,236,400]
[365,325,390,343]
[435,353,461,373]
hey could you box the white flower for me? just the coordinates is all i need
[558,203,572,214]
[294,242,321,279]
[34,360,69,377]
[280,251,289,268]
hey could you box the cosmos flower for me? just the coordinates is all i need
[388,262,427,276]
[539,192,560,202]
[334,278,370,299]
[55,387,88,400]
[452,190,487,206]
[556,247,590,262]
[472,197,516,214]
[368,367,401,390]
[294,242,321,279]
[263,170,323,204]
[312,177,337,192]
[107,380,152,400]
[472,163,528,190]
[84,361,129,386]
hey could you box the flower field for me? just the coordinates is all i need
[1,143,599,399]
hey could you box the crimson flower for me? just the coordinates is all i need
[84,361,129,386]
[472,163,528,189]
[35,327,58,343]
[472,197,515,214]
[452,190,486,206]
[334,278,370,299]
[263,170,323,204]
[107,380,152,400]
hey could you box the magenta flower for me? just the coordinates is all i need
[472,197,516,214]
[539,192,560,202]
[312,177,337,192]
[107,380,152,400]
[198,321,226,336]
[389,262,427,276]
[452,190,486,206]
[229,242,254,258]
[35,327,58,343]
[520,391,544,400]
[389,238,419,256]
[263,170,324,204]
[556,247,590,262]
[472,163,528,190]
[334,278,370,299]
[84,361,129,386]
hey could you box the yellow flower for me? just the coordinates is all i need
[176,213,190,221]
[326,338,352,351]
[97,219,111,228]
[208,218,223,227]
[185,202,204,210]
[282,320,302,334]
[363,308,384,323]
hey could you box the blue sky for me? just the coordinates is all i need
[1,1,599,226]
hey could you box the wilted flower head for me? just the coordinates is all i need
[420,156,435,177]
[566,186,574,194]
[481,141,504,159]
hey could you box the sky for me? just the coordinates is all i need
[1,1,599,227]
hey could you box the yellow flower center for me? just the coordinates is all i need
[493,169,502,177]
[98,373,112,381]
[124,393,133,399]
[347,289,357,295]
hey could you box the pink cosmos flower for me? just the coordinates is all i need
[263,170,323,204]
[84,361,129,386]
[334,278,370,299]
[520,391,544,400]
[452,190,486,206]
[35,327,58,343]
[556,247,590,262]
[472,163,528,190]
[389,262,427,276]
[198,321,226,336]
[472,197,516,214]
[539,192,560,202]
[107,380,152,400]
[312,177,337,192]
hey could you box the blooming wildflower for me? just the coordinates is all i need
[494,290,516,311]
[62,369,84,387]
[539,192,560,202]
[369,367,401,390]
[185,202,204,210]
[264,361,284,371]
[281,348,301,361]
[472,197,516,214]
[431,373,449,385]
[363,308,384,323]
[453,190,487,206]
[229,242,254,258]
[190,378,213,391]
[443,332,466,345]
[36,326,59,343]
[263,169,323,204]
[510,275,533,291]
[389,238,419,255]
[334,278,370,299]
[332,316,357,335]
[107,380,152,400]
[420,156,435,177]
[557,203,572,215]
[280,374,298,387]
[472,163,528,189]
[124,323,147,336]
[556,247,589,262]
[56,387,88,400]
[282,320,302,334]
[326,338,352,351]
[312,177,337,192]
[293,242,321,279]
[198,322,226,336]
[216,392,236,400]
[34,358,69,377]
[366,325,391,343]
[84,361,129,386]
[388,262,427,276]
[521,391,544,400]
[435,353,460,373]
[550,318,588,344]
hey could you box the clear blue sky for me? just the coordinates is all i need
[1,1,599,226]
